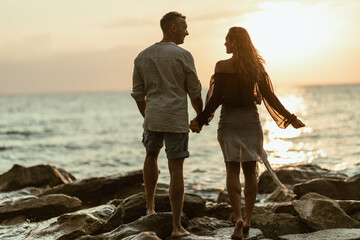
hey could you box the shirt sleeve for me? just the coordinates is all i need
[131,60,146,102]
[258,73,296,129]
[184,52,202,100]
[196,75,221,126]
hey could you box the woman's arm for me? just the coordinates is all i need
[258,73,304,129]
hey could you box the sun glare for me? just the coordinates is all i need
[240,2,343,65]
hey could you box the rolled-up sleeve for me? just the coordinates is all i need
[184,53,202,100]
[131,61,146,101]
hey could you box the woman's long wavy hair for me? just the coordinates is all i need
[227,27,267,86]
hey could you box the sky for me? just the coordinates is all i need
[1,0,360,95]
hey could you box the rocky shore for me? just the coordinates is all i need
[0,164,360,240]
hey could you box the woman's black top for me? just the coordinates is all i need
[196,72,296,128]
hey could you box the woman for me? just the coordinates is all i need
[191,27,305,239]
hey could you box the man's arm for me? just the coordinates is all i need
[190,96,203,115]
[135,100,146,118]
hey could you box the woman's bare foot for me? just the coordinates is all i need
[231,219,244,239]
[243,218,250,235]
[146,209,155,215]
[171,226,190,238]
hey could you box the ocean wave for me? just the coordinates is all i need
[2,130,32,136]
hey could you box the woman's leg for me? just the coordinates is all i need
[225,161,243,239]
[242,161,258,233]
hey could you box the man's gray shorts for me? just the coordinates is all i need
[142,130,190,160]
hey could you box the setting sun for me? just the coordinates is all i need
[241,2,343,65]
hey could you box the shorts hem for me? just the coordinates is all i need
[167,151,190,160]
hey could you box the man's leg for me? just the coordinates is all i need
[143,149,160,214]
[168,158,190,237]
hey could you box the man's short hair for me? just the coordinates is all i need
[160,11,186,32]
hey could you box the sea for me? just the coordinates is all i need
[1,84,359,200]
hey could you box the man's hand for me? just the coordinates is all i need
[291,118,305,129]
[190,119,202,133]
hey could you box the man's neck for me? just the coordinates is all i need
[161,36,177,45]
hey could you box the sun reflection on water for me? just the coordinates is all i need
[261,93,317,167]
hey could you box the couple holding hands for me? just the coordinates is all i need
[131,11,304,239]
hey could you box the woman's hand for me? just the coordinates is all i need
[190,119,202,133]
[291,118,305,129]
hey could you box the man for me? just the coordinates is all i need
[131,11,203,237]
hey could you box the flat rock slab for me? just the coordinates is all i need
[258,164,347,193]
[0,194,81,223]
[278,228,360,240]
[293,174,360,200]
[40,170,143,207]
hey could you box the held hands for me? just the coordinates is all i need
[291,118,305,129]
[190,119,202,133]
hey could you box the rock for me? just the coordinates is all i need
[187,216,233,236]
[40,169,143,207]
[78,212,188,240]
[0,194,81,223]
[351,211,360,222]
[264,202,297,216]
[0,164,76,192]
[278,228,360,240]
[265,188,296,202]
[0,187,44,206]
[293,193,360,230]
[204,202,233,220]
[258,164,347,193]
[250,206,308,238]
[293,175,360,200]
[122,231,162,240]
[214,227,264,240]
[337,200,360,215]
[0,204,115,240]
[298,192,360,220]
[217,190,229,204]
[102,192,206,233]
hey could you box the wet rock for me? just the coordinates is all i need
[278,228,360,240]
[0,164,76,192]
[250,206,308,238]
[0,204,115,240]
[204,202,232,220]
[292,192,360,230]
[123,231,161,240]
[258,164,347,193]
[40,169,143,207]
[102,192,205,233]
[78,212,188,240]
[265,187,296,202]
[293,174,360,200]
[187,216,233,236]
[0,194,81,223]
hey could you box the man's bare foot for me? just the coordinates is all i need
[146,209,155,215]
[171,226,190,238]
[231,219,244,239]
